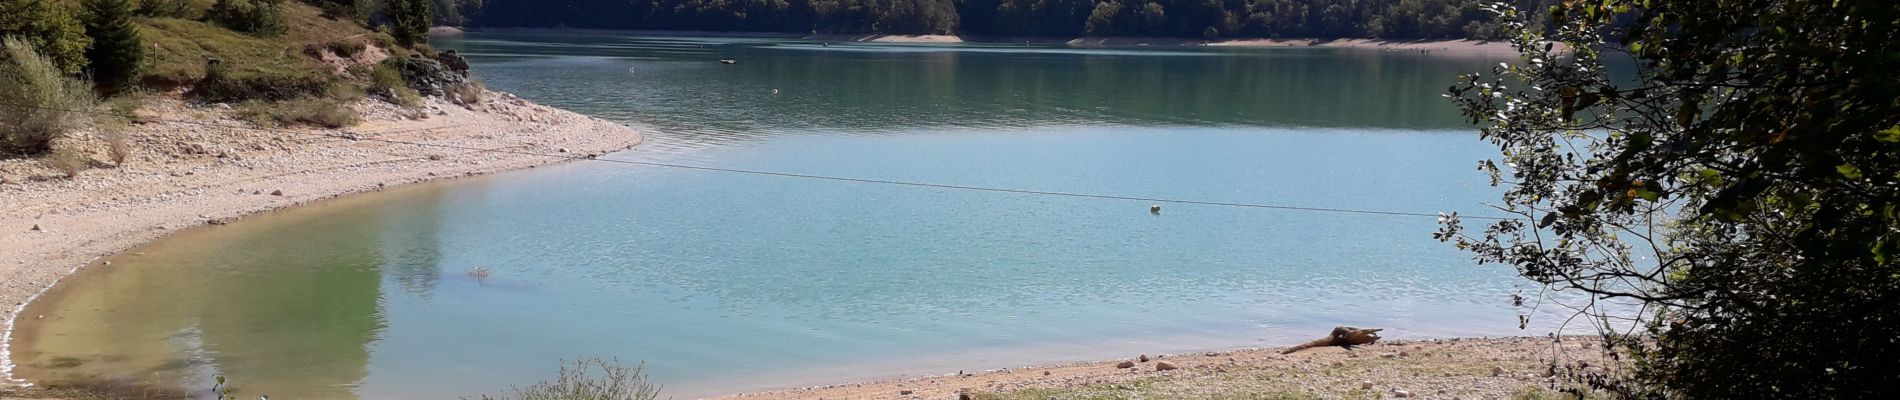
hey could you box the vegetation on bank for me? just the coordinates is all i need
[1,0,477,173]
[467,0,1562,40]
[1443,0,1898,398]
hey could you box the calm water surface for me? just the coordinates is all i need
[13,34,1567,398]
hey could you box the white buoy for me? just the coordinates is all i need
[772,88,781,95]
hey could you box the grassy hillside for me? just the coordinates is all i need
[133,2,395,87]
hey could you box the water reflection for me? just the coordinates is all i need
[13,185,458,397]
[440,34,1500,153]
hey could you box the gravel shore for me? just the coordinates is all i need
[0,92,642,383]
[726,336,1609,400]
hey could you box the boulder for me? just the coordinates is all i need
[1114,361,1135,369]
[435,50,472,76]
[1138,354,1151,362]
[1154,361,1178,371]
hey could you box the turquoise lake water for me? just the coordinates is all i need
[12,34,1578,398]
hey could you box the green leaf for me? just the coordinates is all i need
[1838,164,1864,179]
[1877,126,1900,143]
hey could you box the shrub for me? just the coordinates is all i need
[100,125,130,165]
[0,0,91,75]
[369,62,421,107]
[43,146,90,178]
[133,0,197,18]
[327,40,366,57]
[312,0,369,23]
[237,99,359,128]
[82,0,144,94]
[206,0,287,37]
[192,60,334,102]
[445,78,484,106]
[0,36,98,154]
[367,30,396,48]
[467,357,661,400]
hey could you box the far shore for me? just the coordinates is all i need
[0,92,643,383]
[450,27,1531,57]
[726,336,1608,399]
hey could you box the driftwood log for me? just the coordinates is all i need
[1280,326,1383,354]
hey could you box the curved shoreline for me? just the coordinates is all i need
[0,93,644,385]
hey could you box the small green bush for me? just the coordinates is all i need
[43,146,91,178]
[0,36,98,154]
[313,0,369,23]
[326,40,366,57]
[237,99,359,128]
[206,0,287,37]
[369,61,421,107]
[191,60,333,102]
[367,30,397,48]
[445,78,484,105]
[133,0,197,18]
[467,357,661,400]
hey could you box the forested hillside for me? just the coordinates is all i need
[466,0,1559,40]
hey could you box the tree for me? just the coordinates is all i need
[83,0,143,94]
[387,0,434,48]
[0,0,91,75]
[1442,0,1899,398]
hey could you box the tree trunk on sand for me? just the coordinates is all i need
[1281,326,1383,354]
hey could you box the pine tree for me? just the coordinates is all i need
[387,0,433,48]
[82,0,143,94]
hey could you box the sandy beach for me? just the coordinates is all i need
[0,93,642,384]
[727,336,1608,399]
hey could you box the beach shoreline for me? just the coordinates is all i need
[723,336,1606,399]
[0,92,644,385]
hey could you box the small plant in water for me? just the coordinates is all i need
[467,357,661,400]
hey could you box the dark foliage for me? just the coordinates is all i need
[0,0,91,74]
[83,0,144,94]
[135,0,199,18]
[386,0,433,47]
[190,60,333,102]
[307,0,371,23]
[1443,0,1900,398]
[207,0,290,37]
[466,0,1557,39]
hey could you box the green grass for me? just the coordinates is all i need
[132,1,380,89]
[236,99,360,128]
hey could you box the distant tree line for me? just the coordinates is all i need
[465,0,1559,39]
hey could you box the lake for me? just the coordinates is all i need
[10,34,1565,398]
